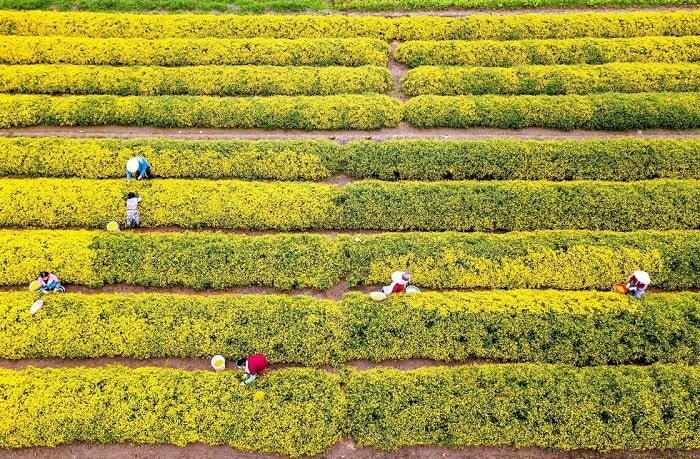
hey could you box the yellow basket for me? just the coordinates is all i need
[28,280,40,292]
[612,283,628,294]
[106,221,120,232]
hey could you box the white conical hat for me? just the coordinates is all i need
[634,270,650,284]
[126,157,140,173]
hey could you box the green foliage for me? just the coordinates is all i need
[0,64,393,96]
[0,0,326,13]
[342,138,700,181]
[3,137,700,182]
[0,365,344,455]
[394,36,700,67]
[403,93,700,130]
[402,63,700,96]
[1,10,698,40]
[0,36,389,66]
[4,178,700,231]
[0,94,402,129]
[0,137,343,180]
[4,290,700,366]
[344,364,700,450]
[334,0,700,10]
[3,229,700,290]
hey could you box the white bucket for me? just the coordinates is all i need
[211,355,226,371]
[369,291,387,301]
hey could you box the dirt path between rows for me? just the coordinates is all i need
[3,125,700,142]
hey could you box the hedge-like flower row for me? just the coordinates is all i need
[403,93,700,130]
[0,94,402,129]
[1,10,698,41]
[345,364,700,451]
[3,290,700,366]
[4,137,700,182]
[2,229,698,290]
[0,36,389,66]
[2,92,700,130]
[402,63,700,96]
[2,364,699,452]
[395,36,700,67]
[0,366,343,455]
[333,0,700,11]
[0,64,393,96]
[3,178,700,231]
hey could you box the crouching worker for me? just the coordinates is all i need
[126,156,154,184]
[382,271,411,295]
[37,271,65,293]
[126,192,142,228]
[236,353,267,386]
[627,270,650,300]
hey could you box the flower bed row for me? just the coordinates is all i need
[2,364,699,453]
[403,93,700,130]
[0,94,402,129]
[395,36,700,68]
[1,10,697,41]
[402,63,700,96]
[0,64,393,96]
[4,178,700,231]
[0,365,343,456]
[3,290,700,366]
[2,92,700,130]
[2,229,698,290]
[4,137,699,182]
[0,36,388,66]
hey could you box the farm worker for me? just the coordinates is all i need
[382,271,411,295]
[626,270,650,300]
[37,271,65,293]
[126,156,153,184]
[125,192,142,228]
[236,353,267,385]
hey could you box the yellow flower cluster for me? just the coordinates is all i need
[3,178,700,231]
[395,36,700,68]
[402,63,700,96]
[0,10,697,41]
[0,94,403,129]
[403,93,700,130]
[0,64,393,96]
[0,36,389,67]
[0,365,344,455]
[3,229,699,290]
[4,290,700,366]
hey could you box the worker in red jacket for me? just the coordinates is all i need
[236,353,267,385]
[626,270,650,300]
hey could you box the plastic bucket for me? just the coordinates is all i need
[612,283,628,294]
[106,221,120,232]
[211,355,226,371]
[405,285,420,294]
[28,280,40,292]
[369,291,386,301]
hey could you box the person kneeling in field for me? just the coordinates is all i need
[237,353,268,386]
[627,270,650,300]
[37,271,65,293]
[126,156,154,184]
[382,271,411,295]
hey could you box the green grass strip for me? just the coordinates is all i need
[402,63,700,96]
[0,94,402,129]
[3,178,700,231]
[1,229,699,290]
[0,0,326,13]
[3,137,700,182]
[333,0,700,10]
[345,364,700,450]
[0,64,393,96]
[3,290,700,366]
[0,365,343,454]
[404,93,700,130]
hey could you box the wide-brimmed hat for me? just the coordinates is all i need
[126,157,140,173]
